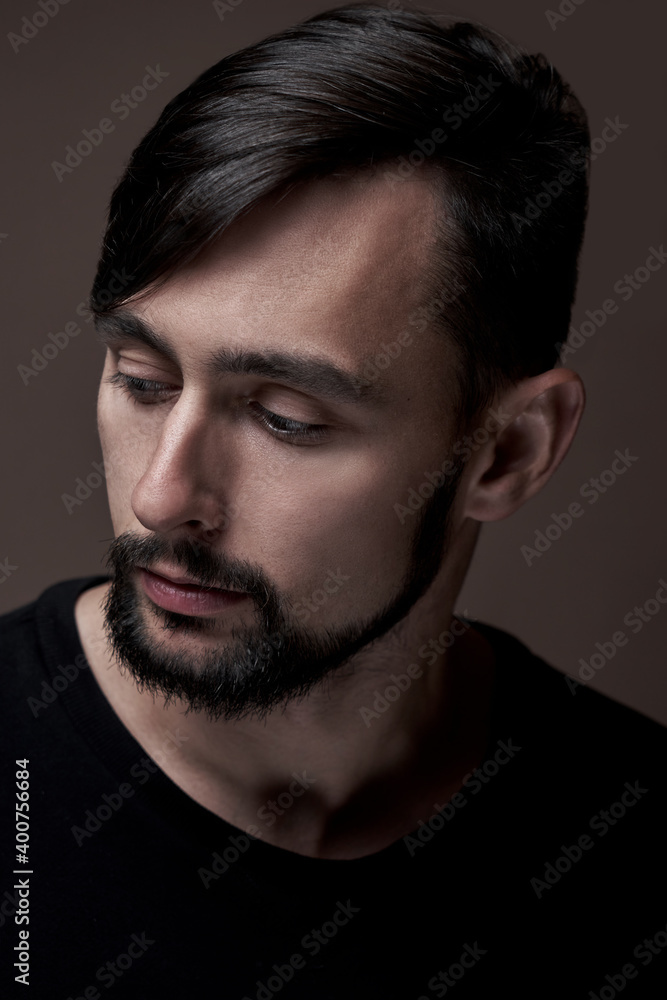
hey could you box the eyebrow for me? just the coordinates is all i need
[95,310,390,405]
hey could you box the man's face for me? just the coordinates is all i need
[97,171,466,719]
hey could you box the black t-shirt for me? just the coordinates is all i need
[1,576,666,998]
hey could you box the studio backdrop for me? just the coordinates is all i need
[2,0,666,722]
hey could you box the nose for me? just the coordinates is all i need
[131,398,233,539]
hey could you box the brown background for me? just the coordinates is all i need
[1,0,665,722]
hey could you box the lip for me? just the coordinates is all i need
[138,567,249,617]
[144,564,243,589]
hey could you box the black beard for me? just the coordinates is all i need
[102,464,463,722]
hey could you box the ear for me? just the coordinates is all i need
[461,368,585,522]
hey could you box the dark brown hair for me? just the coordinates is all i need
[91,3,590,425]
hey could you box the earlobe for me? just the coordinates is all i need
[462,369,585,522]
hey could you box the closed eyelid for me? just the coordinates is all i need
[251,401,325,430]
[250,402,329,443]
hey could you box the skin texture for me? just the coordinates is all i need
[75,170,585,859]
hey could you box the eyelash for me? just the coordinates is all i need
[105,371,329,444]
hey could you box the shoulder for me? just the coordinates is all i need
[1,576,109,632]
[0,575,110,683]
[471,618,667,781]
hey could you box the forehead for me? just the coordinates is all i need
[122,170,451,400]
[188,169,440,303]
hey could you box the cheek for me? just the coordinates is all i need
[234,450,417,614]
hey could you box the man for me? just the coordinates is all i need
[2,5,665,997]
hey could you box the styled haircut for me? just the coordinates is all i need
[91,2,590,427]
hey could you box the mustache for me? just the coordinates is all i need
[104,532,272,606]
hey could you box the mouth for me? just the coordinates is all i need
[137,567,250,617]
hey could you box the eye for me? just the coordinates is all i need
[249,402,329,445]
[105,371,177,403]
[107,371,329,444]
